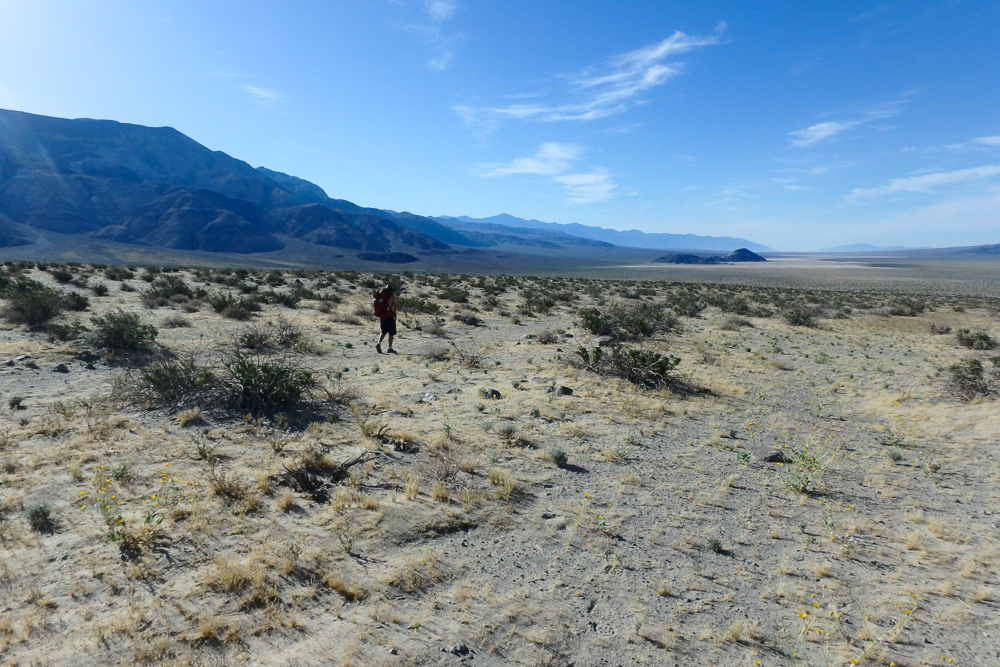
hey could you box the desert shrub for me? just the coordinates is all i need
[575,345,682,390]
[63,291,90,312]
[263,290,301,308]
[519,288,556,316]
[948,359,993,400]
[1,278,64,325]
[929,324,952,335]
[578,303,676,339]
[887,298,925,317]
[25,503,53,533]
[782,308,818,327]
[89,310,158,352]
[397,296,441,315]
[234,320,308,352]
[452,312,481,326]
[536,329,559,344]
[547,448,569,467]
[103,266,134,281]
[956,329,996,350]
[438,287,469,303]
[719,316,752,330]
[220,351,317,415]
[207,292,260,317]
[50,269,73,283]
[45,320,86,341]
[91,283,110,297]
[115,355,216,407]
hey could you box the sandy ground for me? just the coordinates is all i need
[1,264,999,666]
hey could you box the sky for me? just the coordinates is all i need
[1,1,999,251]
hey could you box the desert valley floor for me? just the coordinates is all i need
[1,260,999,666]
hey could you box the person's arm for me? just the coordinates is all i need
[388,295,398,316]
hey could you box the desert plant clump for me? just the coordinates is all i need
[956,329,996,350]
[547,448,569,467]
[89,310,159,352]
[575,344,682,390]
[578,302,677,340]
[220,351,318,416]
[782,308,818,327]
[25,503,53,533]
[1,278,64,326]
[115,354,217,408]
[948,359,993,400]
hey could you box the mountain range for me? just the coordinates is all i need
[0,108,771,262]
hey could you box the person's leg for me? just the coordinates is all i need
[387,334,394,349]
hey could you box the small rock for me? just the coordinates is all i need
[15,354,32,362]
[3,359,13,367]
[381,410,407,418]
[520,333,537,340]
[420,393,439,403]
[546,385,573,396]
[591,336,615,346]
[85,363,96,370]
[53,363,70,374]
[559,333,574,338]
[75,350,100,363]
[530,377,551,383]
[752,446,792,464]
[484,388,502,400]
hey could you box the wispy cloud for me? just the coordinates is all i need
[788,101,903,148]
[788,121,859,147]
[478,142,618,203]
[849,164,1000,200]
[976,135,1000,147]
[244,86,280,107]
[478,142,581,176]
[554,169,617,203]
[456,25,724,128]
[403,0,460,70]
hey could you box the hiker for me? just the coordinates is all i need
[372,284,398,354]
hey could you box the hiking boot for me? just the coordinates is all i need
[375,343,383,354]
[387,348,399,354]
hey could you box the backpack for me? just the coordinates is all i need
[372,288,393,317]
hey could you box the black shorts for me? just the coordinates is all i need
[379,317,397,336]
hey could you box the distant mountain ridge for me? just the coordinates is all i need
[436,213,772,253]
[0,108,769,262]
[652,248,767,265]
[822,243,919,252]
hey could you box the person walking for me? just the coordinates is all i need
[372,284,398,354]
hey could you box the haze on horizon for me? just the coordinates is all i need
[1,1,998,252]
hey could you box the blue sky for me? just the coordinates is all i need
[1,1,998,250]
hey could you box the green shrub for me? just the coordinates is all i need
[948,359,993,400]
[783,308,817,327]
[575,345,682,390]
[956,329,996,350]
[25,503,53,533]
[50,269,73,283]
[63,291,90,312]
[91,283,110,297]
[547,448,569,467]
[578,303,676,339]
[1,278,64,326]
[396,296,441,315]
[89,310,158,352]
[220,352,317,415]
[127,356,217,406]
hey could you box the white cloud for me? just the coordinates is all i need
[479,142,581,176]
[555,169,617,203]
[425,0,456,21]
[244,86,280,106]
[455,25,724,127]
[478,142,617,203]
[788,121,858,147]
[849,163,1000,200]
[976,136,1000,146]
[403,0,459,70]
[788,101,903,148]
